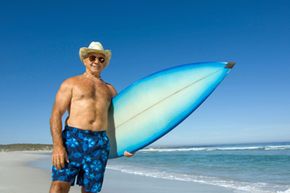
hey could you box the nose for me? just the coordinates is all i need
[93,58,100,63]
[92,58,101,65]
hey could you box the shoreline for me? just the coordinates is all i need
[0,151,234,193]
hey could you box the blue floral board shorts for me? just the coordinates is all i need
[51,125,110,193]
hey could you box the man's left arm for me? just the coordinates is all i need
[106,83,117,97]
[106,83,135,157]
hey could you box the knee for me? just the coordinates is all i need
[49,181,70,193]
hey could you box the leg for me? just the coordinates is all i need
[77,132,110,193]
[81,186,92,193]
[50,128,81,193]
[49,181,71,193]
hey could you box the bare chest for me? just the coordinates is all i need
[72,79,112,103]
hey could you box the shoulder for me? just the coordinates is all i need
[59,76,80,89]
[63,74,85,84]
[104,82,118,97]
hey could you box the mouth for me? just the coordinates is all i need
[91,64,100,69]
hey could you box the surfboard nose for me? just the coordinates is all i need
[225,61,236,69]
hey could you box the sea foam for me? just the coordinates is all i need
[107,164,290,193]
[140,144,290,152]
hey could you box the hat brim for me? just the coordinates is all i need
[79,47,112,66]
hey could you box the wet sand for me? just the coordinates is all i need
[0,151,233,193]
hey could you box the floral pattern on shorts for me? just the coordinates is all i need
[51,125,110,193]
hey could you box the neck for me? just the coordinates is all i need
[83,71,101,80]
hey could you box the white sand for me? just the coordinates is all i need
[0,151,81,193]
[0,151,233,193]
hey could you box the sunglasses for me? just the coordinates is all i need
[88,55,106,64]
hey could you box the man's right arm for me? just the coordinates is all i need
[50,78,73,169]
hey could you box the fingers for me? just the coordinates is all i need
[65,152,69,163]
[53,155,60,170]
[124,151,134,157]
[52,152,67,170]
[59,155,65,169]
[56,156,61,170]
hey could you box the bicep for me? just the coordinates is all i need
[51,79,73,116]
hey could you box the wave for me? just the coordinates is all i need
[107,164,290,193]
[277,189,290,193]
[140,144,290,152]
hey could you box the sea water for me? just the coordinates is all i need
[33,142,290,193]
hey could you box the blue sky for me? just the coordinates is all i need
[0,0,289,146]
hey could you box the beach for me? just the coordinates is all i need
[1,142,289,193]
[0,151,233,193]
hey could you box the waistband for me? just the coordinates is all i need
[64,125,107,136]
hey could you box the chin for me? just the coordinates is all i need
[91,68,99,71]
[91,69,102,73]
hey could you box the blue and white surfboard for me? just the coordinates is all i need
[107,61,235,158]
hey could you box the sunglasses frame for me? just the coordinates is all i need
[88,54,106,64]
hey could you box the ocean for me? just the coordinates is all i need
[32,142,290,193]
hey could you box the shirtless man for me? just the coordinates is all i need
[49,41,133,193]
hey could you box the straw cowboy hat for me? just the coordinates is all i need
[79,41,112,66]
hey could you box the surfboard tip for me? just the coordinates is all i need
[225,61,236,69]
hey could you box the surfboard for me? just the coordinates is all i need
[107,61,235,158]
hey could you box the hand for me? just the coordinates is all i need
[124,151,135,157]
[52,145,69,170]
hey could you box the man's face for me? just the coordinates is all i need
[83,53,107,74]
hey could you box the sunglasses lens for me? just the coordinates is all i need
[99,57,105,63]
[89,55,96,61]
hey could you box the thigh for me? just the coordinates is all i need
[51,129,83,184]
[78,132,110,192]
[90,132,110,164]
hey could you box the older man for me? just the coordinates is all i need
[49,41,133,193]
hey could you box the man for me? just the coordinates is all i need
[49,41,133,193]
